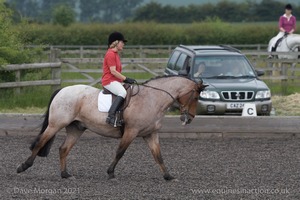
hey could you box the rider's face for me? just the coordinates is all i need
[117,41,124,51]
[285,9,292,15]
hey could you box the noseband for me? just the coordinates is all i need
[178,89,197,119]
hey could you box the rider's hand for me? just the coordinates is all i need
[124,77,136,84]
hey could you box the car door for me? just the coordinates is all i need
[164,50,181,75]
[175,53,191,76]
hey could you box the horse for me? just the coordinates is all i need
[268,33,300,77]
[17,76,206,181]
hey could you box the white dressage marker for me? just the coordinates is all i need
[242,103,257,117]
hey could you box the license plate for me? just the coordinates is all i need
[227,103,244,109]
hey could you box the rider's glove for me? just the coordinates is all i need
[124,77,136,84]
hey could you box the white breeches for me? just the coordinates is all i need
[268,32,285,51]
[104,81,127,98]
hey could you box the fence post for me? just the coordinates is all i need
[80,46,84,59]
[139,45,145,58]
[49,49,60,63]
[281,62,288,95]
[49,49,61,91]
[15,70,20,94]
[51,65,61,91]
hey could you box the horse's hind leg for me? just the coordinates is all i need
[17,126,61,173]
[143,132,175,181]
[60,122,85,178]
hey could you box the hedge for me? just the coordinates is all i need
[16,22,280,46]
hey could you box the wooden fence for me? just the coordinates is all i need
[0,63,61,93]
[2,45,300,94]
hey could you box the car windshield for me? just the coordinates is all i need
[193,56,256,79]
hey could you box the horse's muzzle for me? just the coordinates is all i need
[180,113,193,125]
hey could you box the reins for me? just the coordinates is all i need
[133,82,197,117]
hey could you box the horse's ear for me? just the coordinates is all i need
[197,80,208,91]
[202,84,209,89]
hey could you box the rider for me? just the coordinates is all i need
[194,62,206,77]
[269,4,296,53]
[102,32,136,127]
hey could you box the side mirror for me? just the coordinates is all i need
[256,70,265,76]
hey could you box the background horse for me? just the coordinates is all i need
[17,76,206,181]
[268,33,300,77]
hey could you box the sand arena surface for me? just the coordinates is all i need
[1,134,299,199]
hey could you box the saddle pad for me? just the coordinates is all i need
[98,90,112,112]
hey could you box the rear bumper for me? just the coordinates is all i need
[197,99,272,115]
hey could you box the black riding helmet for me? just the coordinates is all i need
[285,4,292,10]
[108,32,127,47]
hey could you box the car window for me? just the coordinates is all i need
[175,53,188,71]
[193,56,255,78]
[167,51,180,70]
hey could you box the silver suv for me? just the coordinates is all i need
[164,45,272,115]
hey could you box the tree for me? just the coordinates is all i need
[254,0,285,21]
[0,1,29,65]
[79,0,101,22]
[134,2,164,22]
[0,0,37,83]
[52,4,75,26]
[5,0,40,21]
[80,0,143,23]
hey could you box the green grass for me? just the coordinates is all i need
[0,86,53,110]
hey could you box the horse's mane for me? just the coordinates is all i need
[142,75,196,85]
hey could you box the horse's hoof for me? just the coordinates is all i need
[17,162,30,173]
[163,173,175,181]
[17,164,24,173]
[61,171,72,179]
[108,173,115,180]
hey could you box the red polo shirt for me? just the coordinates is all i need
[101,49,122,86]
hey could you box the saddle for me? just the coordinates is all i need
[102,83,132,110]
[101,83,133,127]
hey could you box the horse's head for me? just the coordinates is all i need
[177,80,208,125]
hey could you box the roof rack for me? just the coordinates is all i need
[178,45,197,54]
[219,45,241,53]
[178,44,241,54]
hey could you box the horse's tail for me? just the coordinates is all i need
[30,88,62,157]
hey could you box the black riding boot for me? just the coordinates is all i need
[106,96,124,127]
[271,47,276,52]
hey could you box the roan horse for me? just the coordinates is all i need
[17,76,206,181]
[268,33,300,76]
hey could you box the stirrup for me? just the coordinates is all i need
[106,116,123,127]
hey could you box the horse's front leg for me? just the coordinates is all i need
[143,132,175,181]
[107,129,137,179]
